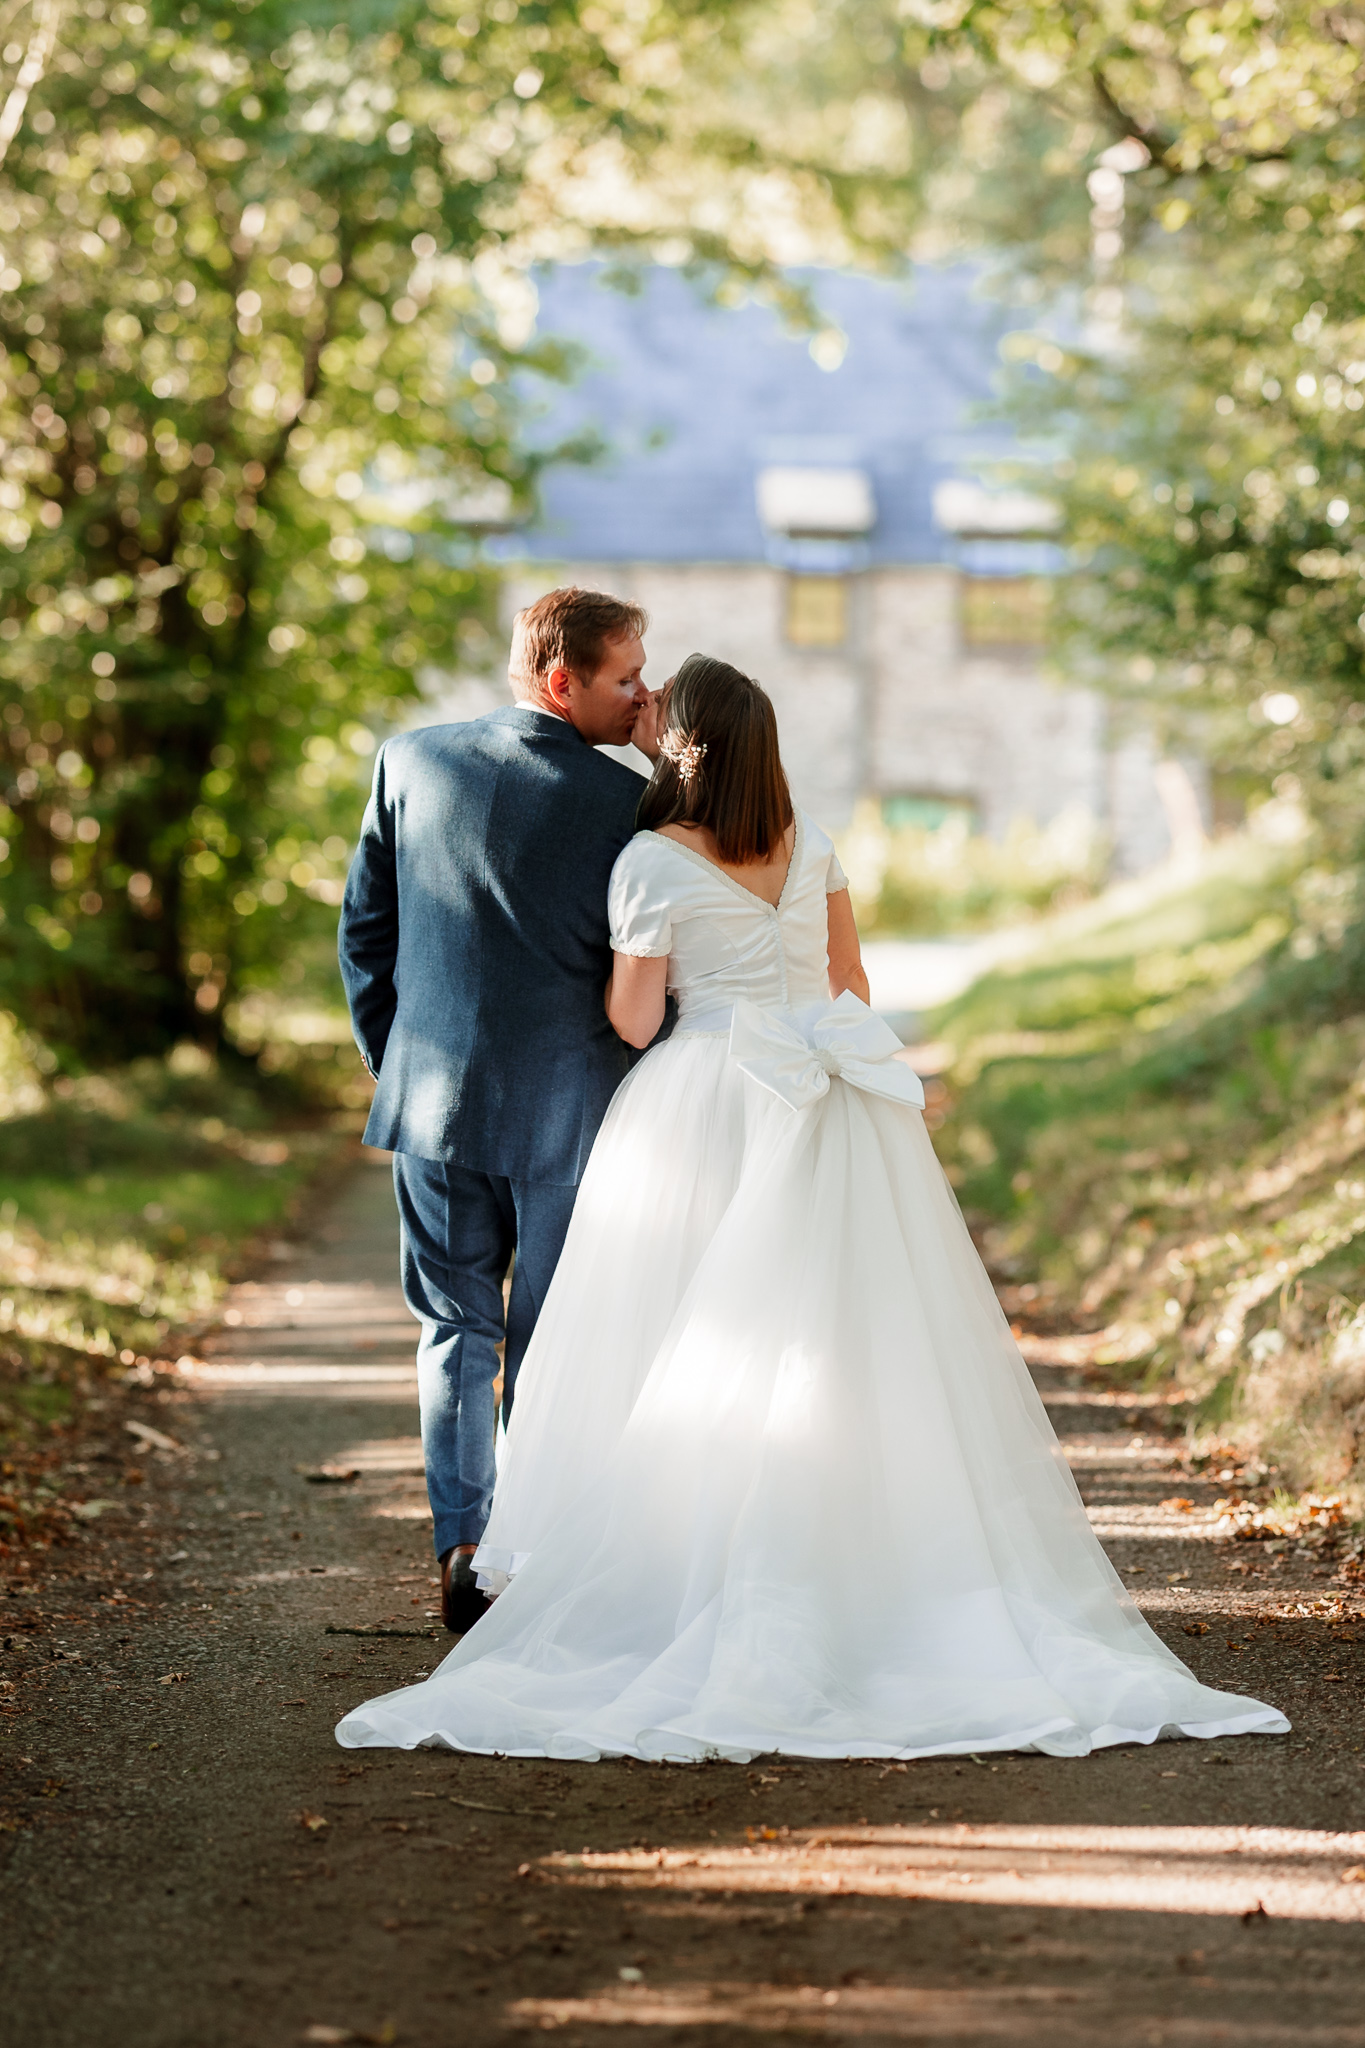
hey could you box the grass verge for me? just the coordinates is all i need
[0,1036,351,1556]
[928,835,1365,1515]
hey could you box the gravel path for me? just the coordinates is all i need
[3,1149,1364,2048]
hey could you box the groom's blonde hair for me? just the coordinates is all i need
[512,587,648,700]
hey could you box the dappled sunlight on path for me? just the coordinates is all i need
[506,1982,1363,2043]
[184,1149,418,1398]
[532,1819,1365,1920]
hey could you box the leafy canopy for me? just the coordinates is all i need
[1,0,829,1062]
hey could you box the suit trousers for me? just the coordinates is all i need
[392,1155,580,1559]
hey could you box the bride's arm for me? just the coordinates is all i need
[827,889,870,1004]
[606,952,669,1048]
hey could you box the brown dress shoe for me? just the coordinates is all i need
[439,1547,491,1634]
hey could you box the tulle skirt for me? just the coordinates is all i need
[336,1033,1289,1761]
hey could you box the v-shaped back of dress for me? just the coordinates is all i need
[607,809,848,1032]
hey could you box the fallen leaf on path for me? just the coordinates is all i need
[300,2029,394,2046]
[126,1420,183,1454]
[245,1568,362,1586]
[297,1466,361,1485]
[324,1625,437,1640]
[1340,1866,1365,1884]
[299,1811,330,1832]
[1183,1623,1210,1636]
[1166,1572,1191,1584]
[449,1794,557,1820]
[1161,1497,1196,1513]
[157,1672,189,1685]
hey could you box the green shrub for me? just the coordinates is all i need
[837,801,1107,938]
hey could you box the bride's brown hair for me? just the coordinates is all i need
[636,654,793,865]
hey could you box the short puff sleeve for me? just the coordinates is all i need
[608,836,674,959]
[800,811,849,893]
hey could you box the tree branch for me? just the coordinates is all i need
[1090,62,1176,161]
[227,245,352,666]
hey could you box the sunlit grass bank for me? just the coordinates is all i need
[928,836,1365,1507]
[0,1018,350,1550]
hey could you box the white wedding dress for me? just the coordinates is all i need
[337,812,1288,1762]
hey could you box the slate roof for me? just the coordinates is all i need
[503,263,1036,570]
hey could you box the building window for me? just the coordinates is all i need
[961,576,1049,649]
[785,575,848,648]
[880,793,978,834]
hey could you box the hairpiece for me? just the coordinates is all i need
[659,728,707,788]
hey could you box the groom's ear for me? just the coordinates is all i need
[545,664,576,713]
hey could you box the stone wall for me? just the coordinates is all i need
[867,568,1108,844]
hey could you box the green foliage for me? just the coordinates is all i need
[0,0,779,1062]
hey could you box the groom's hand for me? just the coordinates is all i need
[631,689,663,764]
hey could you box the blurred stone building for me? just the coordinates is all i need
[425,264,1187,873]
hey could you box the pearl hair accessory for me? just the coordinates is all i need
[659,728,707,787]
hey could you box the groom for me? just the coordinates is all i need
[339,588,660,1631]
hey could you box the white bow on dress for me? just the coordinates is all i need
[728,991,926,1113]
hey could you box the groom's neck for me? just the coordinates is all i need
[513,690,594,743]
[512,689,569,724]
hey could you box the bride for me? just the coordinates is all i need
[337,656,1288,1762]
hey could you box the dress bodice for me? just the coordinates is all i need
[608,810,848,1032]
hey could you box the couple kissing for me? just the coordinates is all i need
[336,584,1287,1765]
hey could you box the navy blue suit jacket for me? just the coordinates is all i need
[339,706,648,1184]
